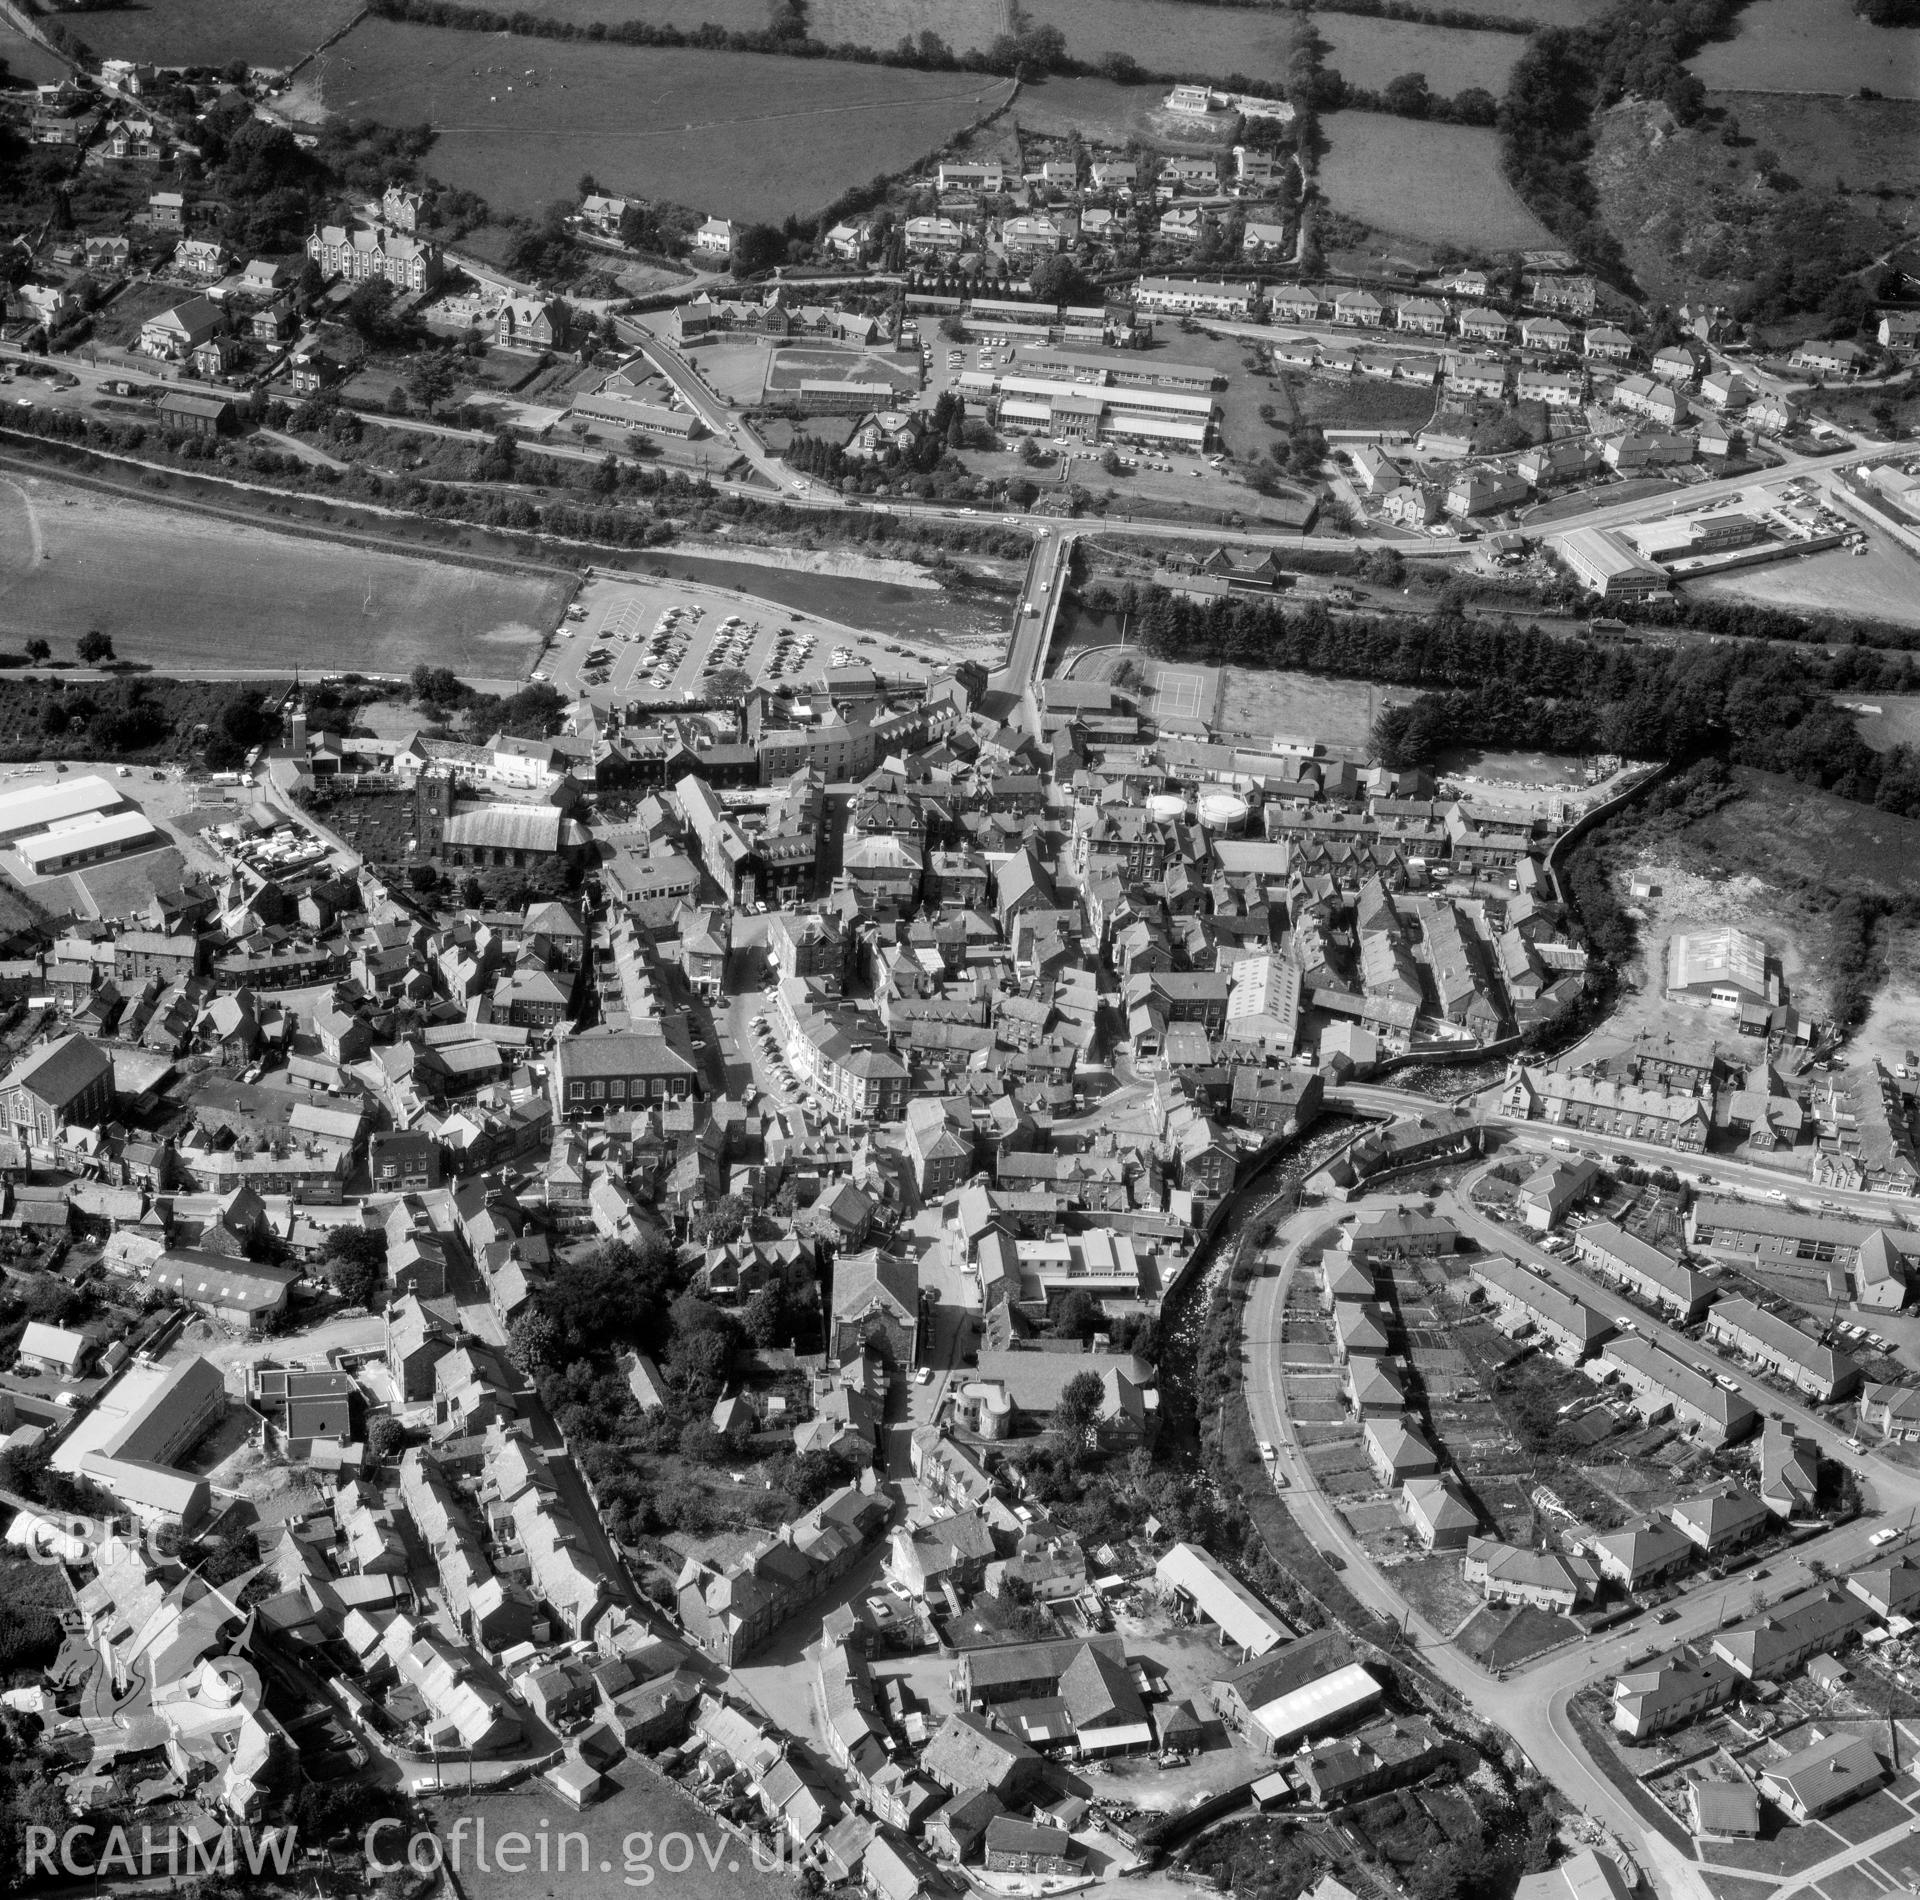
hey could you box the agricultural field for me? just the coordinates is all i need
[72,0,363,68]
[1720,94,1920,203]
[1318,112,1556,251]
[481,0,770,26]
[1414,0,1609,17]
[0,472,562,678]
[1017,0,1521,93]
[0,23,73,84]
[300,20,1017,220]
[1689,0,1920,98]
[1311,13,1523,92]
[811,0,1010,51]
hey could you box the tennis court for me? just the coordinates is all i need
[1150,663,1220,731]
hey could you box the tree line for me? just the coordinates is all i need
[1123,580,1920,818]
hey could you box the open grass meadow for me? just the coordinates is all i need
[1689,0,1920,98]
[1017,0,1520,91]
[0,471,562,676]
[73,0,364,68]
[0,22,74,84]
[1318,110,1556,250]
[311,20,1017,219]
[1006,72,1232,146]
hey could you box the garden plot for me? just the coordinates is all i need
[1342,1499,1415,1560]
[1389,1553,1484,1636]
[1308,1442,1377,1499]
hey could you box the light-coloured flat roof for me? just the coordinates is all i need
[0,774,127,840]
[1251,1661,1381,1744]
[17,809,158,869]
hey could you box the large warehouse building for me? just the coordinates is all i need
[1554,526,1669,599]
[0,774,159,875]
[960,368,1218,449]
[0,773,132,844]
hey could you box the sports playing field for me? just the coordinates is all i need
[1150,663,1221,733]
[763,347,918,394]
[0,472,564,676]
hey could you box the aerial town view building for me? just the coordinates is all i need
[0,7,1910,1900]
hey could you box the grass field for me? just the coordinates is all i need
[1852,694,1920,754]
[1008,72,1236,147]
[812,0,1009,51]
[1285,375,1438,434]
[1418,0,1609,17]
[1318,111,1555,251]
[1689,0,1920,98]
[1688,538,1920,630]
[0,471,562,676]
[1017,0,1521,92]
[1218,667,1416,749]
[305,21,1016,220]
[75,0,362,68]
[0,22,73,84]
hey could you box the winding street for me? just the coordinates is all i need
[1239,1122,1920,1900]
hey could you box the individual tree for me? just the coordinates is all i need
[1382,70,1432,118]
[23,638,48,662]
[731,222,786,278]
[742,1286,787,1348]
[1051,1290,1103,1340]
[1052,1369,1105,1459]
[367,1416,406,1463]
[320,1227,386,1306]
[75,630,113,665]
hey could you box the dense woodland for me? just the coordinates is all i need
[1120,581,1920,817]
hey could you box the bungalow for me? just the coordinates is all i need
[1760,1732,1884,1823]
